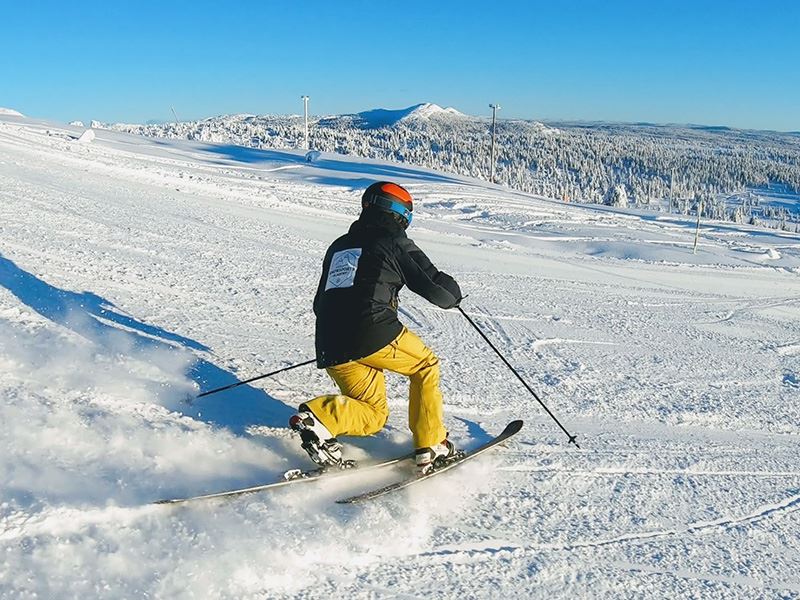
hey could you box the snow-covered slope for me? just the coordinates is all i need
[1,114,799,598]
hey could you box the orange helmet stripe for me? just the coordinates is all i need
[380,182,413,206]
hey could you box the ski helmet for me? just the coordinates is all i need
[361,181,413,226]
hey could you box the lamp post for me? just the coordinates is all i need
[489,103,501,183]
[300,95,310,149]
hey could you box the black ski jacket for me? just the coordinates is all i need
[314,211,462,368]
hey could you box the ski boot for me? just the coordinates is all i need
[415,437,457,475]
[288,410,345,469]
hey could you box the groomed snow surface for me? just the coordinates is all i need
[1,113,799,599]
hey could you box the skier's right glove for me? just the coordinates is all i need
[433,272,462,309]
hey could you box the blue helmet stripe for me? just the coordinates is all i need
[368,196,413,224]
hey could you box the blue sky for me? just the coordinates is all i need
[1,0,797,130]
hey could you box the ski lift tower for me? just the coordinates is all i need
[300,95,310,150]
[489,103,501,183]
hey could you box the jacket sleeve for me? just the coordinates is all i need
[396,237,462,309]
[312,249,332,316]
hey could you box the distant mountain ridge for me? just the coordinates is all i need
[355,103,466,128]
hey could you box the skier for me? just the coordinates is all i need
[289,181,463,474]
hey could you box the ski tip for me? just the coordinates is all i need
[154,497,191,505]
[506,419,524,434]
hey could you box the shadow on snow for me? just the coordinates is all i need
[0,252,294,435]
[200,144,466,188]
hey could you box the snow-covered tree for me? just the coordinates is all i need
[604,184,629,207]
[105,111,800,231]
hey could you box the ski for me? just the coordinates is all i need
[336,420,523,504]
[155,451,414,505]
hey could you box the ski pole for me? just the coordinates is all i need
[195,358,316,398]
[456,306,580,448]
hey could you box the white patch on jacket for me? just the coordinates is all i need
[325,248,362,291]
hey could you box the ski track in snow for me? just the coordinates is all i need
[401,490,800,598]
[412,487,800,555]
[1,115,800,598]
[775,341,800,356]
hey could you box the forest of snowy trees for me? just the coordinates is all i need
[108,106,800,231]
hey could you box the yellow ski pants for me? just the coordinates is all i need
[304,328,446,449]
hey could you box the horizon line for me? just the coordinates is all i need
[4,104,798,136]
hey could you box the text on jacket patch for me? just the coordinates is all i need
[325,248,362,291]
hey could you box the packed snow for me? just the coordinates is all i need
[1,113,799,598]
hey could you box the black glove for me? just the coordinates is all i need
[433,272,462,309]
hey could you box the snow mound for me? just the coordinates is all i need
[0,107,24,117]
[77,129,96,143]
[357,103,465,127]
